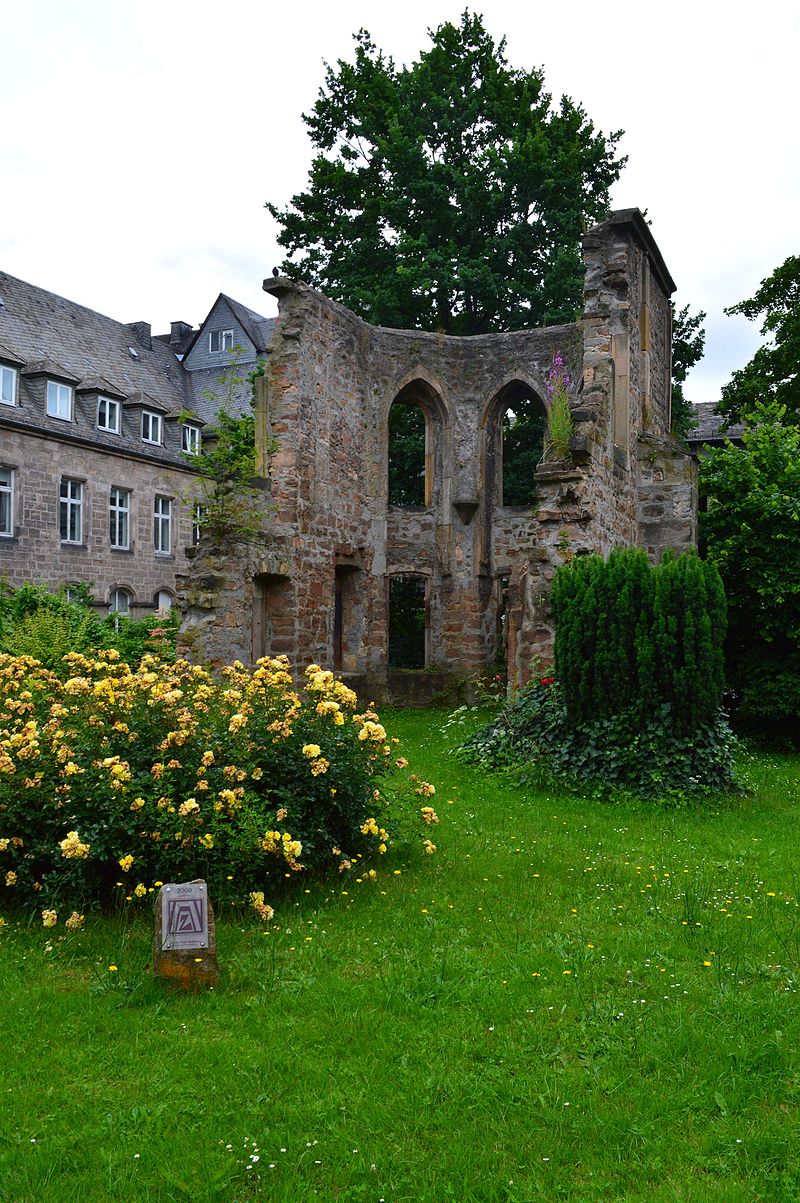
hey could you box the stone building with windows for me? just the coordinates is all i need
[0,271,272,616]
[179,209,698,700]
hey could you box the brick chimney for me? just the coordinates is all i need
[169,321,193,348]
[126,321,152,350]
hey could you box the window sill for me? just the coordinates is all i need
[110,545,134,554]
[60,542,86,551]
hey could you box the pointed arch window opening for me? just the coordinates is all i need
[493,382,547,508]
[387,381,444,509]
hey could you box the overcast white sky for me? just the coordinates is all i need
[1,0,797,402]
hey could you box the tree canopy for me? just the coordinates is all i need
[700,402,800,731]
[267,13,625,335]
[670,302,706,440]
[720,254,800,425]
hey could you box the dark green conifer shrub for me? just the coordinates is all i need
[551,548,726,735]
[463,549,738,801]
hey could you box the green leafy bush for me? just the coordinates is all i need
[461,678,738,802]
[0,653,436,920]
[0,582,179,673]
[700,403,800,742]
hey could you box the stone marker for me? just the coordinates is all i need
[153,879,220,990]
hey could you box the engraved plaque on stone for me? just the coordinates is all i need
[160,881,209,951]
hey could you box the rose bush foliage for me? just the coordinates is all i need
[0,652,436,917]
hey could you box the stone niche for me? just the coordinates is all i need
[178,209,697,703]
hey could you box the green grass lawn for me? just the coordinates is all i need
[2,710,800,1202]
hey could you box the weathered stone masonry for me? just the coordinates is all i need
[179,209,697,700]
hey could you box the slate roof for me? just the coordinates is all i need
[0,270,192,413]
[223,295,275,353]
[178,292,275,363]
[0,269,274,449]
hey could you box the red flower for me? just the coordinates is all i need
[540,676,555,686]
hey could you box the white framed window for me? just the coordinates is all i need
[59,477,83,544]
[97,396,121,434]
[142,410,162,445]
[153,495,172,555]
[155,589,173,613]
[182,422,201,455]
[192,503,205,545]
[209,329,233,353]
[109,587,131,616]
[0,365,17,406]
[109,487,131,550]
[0,466,14,536]
[47,380,73,421]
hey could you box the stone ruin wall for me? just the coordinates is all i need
[178,209,698,701]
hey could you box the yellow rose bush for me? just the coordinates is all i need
[0,652,435,914]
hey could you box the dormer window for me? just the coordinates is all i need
[209,329,233,353]
[47,380,73,421]
[0,364,16,406]
[182,422,201,455]
[142,410,162,445]
[97,396,121,434]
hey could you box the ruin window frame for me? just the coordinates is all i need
[486,381,548,510]
[333,564,362,674]
[387,380,447,510]
[387,572,429,670]
[495,572,511,669]
[252,572,293,662]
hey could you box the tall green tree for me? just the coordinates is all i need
[720,254,800,425]
[700,402,800,731]
[267,13,625,335]
[670,302,706,440]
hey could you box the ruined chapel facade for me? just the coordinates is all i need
[179,209,697,701]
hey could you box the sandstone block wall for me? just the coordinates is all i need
[179,209,697,699]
